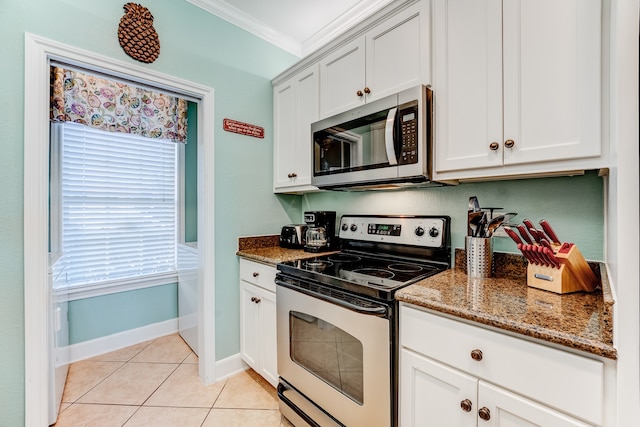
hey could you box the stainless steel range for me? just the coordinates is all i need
[276,215,451,427]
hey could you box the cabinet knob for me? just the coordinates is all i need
[478,407,491,421]
[364,87,371,94]
[356,90,364,97]
[252,272,259,277]
[287,173,297,178]
[504,139,515,148]
[489,142,500,151]
[470,349,483,361]
[250,296,261,304]
[460,399,472,412]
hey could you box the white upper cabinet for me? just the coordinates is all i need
[433,0,604,180]
[319,2,430,118]
[273,65,320,193]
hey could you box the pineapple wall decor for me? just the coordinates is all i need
[118,3,160,63]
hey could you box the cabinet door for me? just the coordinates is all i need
[400,348,477,427]
[319,37,366,118]
[273,79,297,189]
[502,0,601,166]
[273,66,319,192]
[259,288,278,387]
[433,0,504,173]
[293,65,319,187]
[365,3,429,103]
[240,281,261,372]
[478,382,593,427]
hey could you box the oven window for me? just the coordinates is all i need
[289,311,364,405]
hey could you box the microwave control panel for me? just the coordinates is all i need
[398,102,419,165]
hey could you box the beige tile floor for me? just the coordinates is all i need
[53,333,294,427]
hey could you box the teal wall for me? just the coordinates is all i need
[185,102,198,243]
[68,284,178,344]
[0,0,298,424]
[301,172,605,261]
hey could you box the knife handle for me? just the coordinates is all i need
[523,219,537,234]
[539,219,561,245]
[503,226,523,245]
[528,227,541,244]
[515,224,533,244]
[542,247,561,269]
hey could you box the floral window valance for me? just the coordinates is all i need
[51,67,188,143]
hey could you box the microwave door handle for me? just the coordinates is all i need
[385,107,398,165]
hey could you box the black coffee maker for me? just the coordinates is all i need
[303,211,336,252]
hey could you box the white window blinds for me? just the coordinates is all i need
[57,122,178,289]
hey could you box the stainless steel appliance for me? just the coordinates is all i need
[303,211,337,253]
[311,85,437,190]
[280,224,308,249]
[276,215,451,427]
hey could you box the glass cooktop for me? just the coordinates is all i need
[277,250,445,300]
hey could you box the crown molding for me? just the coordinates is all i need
[185,0,394,58]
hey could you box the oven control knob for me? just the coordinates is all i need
[341,223,349,231]
[429,227,440,238]
[415,226,425,237]
[350,224,358,232]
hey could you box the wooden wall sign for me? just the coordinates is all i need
[223,118,265,139]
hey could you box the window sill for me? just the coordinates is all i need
[53,272,179,301]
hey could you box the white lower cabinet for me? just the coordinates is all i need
[239,259,278,387]
[399,304,603,426]
[401,349,592,426]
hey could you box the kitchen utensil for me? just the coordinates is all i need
[502,212,518,223]
[475,211,489,237]
[468,196,480,212]
[515,224,534,244]
[468,211,485,237]
[503,226,523,244]
[522,218,536,229]
[517,243,535,264]
[539,219,562,245]
[528,227,542,244]
[542,246,561,269]
[485,214,506,237]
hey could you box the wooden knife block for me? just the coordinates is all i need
[526,244,599,294]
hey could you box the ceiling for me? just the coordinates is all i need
[186,0,395,57]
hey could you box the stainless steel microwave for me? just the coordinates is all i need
[311,85,434,190]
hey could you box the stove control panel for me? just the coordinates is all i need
[339,215,448,248]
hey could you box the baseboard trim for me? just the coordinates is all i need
[68,321,249,384]
[68,318,179,363]
[215,353,249,382]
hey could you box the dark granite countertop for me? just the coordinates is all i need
[396,250,616,359]
[236,235,339,266]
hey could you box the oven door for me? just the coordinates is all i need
[276,279,391,427]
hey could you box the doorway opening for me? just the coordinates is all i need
[24,33,216,426]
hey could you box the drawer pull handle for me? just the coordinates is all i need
[504,139,515,148]
[252,272,259,277]
[478,407,491,421]
[470,349,483,361]
[250,296,261,304]
[460,399,472,412]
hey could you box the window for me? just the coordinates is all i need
[52,121,178,294]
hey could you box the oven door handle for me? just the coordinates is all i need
[324,294,388,316]
[279,281,388,317]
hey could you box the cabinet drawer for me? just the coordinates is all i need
[240,259,277,292]
[400,304,604,425]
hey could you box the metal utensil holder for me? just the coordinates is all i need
[466,236,493,278]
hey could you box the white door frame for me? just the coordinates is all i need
[23,33,216,426]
